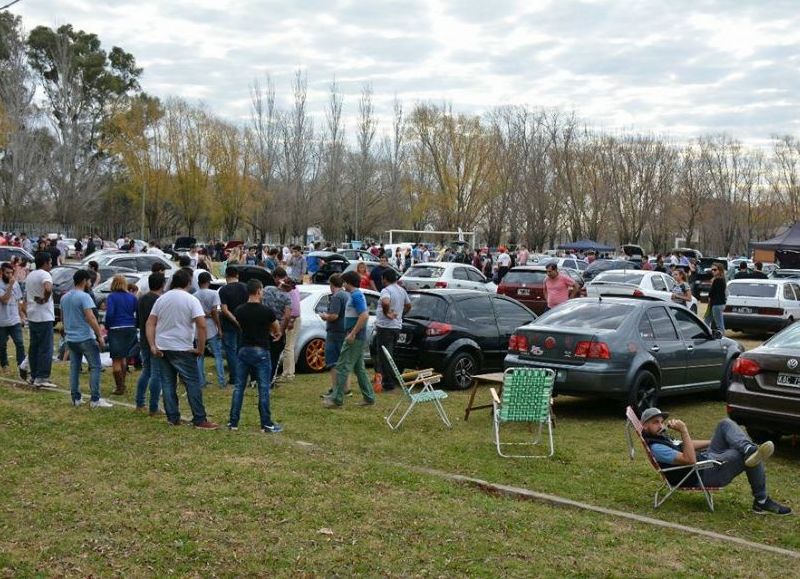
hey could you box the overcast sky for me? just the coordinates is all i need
[11,0,800,144]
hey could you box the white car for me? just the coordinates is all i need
[92,252,177,273]
[586,270,699,313]
[538,256,588,271]
[399,263,496,292]
[294,285,381,372]
[724,279,800,334]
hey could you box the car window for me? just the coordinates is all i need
[576,261,587,271]
[728,283,776,298]
[466,268,485,283]
[651,275,667,292]
[638,315,656,340]
[455,296,496,326]
[536,302,634,330]
[365,293,379,315]
[502,271,546,285]
[493,297,535,333]
[113,258,137,270]
[594,271,646,285]
[671,308,708,340]
[663,275,675,290]
[646,306,679,341]
[765,323,800,349]
[406,294,448,321]
[452,267,469,280]
[315,294,330,314]
[790,283,800,300]
[564,259,576,269]
[783,284,796,301]
[405,266,444,278]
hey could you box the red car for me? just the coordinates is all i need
[497,266,585,314]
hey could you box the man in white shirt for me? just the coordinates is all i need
[194,272,225,388]
[25,253,56,387]
[496,247,512,282]
[373,268,411,391]
[146,269,217,430]
[0,261,26,378]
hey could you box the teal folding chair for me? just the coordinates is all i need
[382,346,451,430]
[491,367,555,458]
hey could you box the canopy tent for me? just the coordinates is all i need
[750,223,800,251]
[557,239,615,252]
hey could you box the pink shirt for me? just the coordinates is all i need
[545,273,575,309]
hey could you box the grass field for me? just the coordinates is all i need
[1,335,798,577]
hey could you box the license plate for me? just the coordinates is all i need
[517,288,530,296]
[733,306,753,314]
[777,373,800,387]
[397,333,408,344]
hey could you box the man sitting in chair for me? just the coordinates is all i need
[641,408,791,515]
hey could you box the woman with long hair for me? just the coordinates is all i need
[671,269,692,307]
[704,262,727,332]
[105,275,138,395]
[356,261,371,289]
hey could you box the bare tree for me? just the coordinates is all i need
[247,75,280,240]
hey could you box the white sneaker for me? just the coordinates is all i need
[72,398,85,407]
[34,378,58,388]
[90,398,113,408]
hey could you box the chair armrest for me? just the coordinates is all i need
[660,460,724,473]
[489,387,501,405]
[401,369,435,379]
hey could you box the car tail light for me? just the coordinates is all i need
[508,334,529,353]
[426,322,452,336]
[724,305,732,312]
[574,340,611,360]
[733,357,761,376]
[434,281,448,288]
[632,289,644,297]
[759,307,784,316]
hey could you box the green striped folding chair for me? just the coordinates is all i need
[490,367,555,458]
[382,346,452,430]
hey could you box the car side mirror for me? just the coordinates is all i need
[711,329,723,340]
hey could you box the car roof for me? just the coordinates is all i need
[728,278,782,284]
[309,251,349,260]
[408,288,494,298]
[509,265,548,272]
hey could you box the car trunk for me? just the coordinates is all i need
[514,326,603,366]
[725,291,782,315]
[743,350,800,396]
[585,281,641,298]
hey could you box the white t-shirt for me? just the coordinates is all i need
[26,269,55,322]
[151,289,204,351]
[376,283,410,330]
[194,288,221,339]
[497,253,511,268]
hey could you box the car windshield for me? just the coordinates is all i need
[51,268,77,285]
[728,283,777,298]
[765,323,800,349]
[406,294,448,321]
[502,271,546,284]
[593,272,645,285]
[405,266,444,278]
[536,302,634,330]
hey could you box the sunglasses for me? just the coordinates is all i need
[711,268,719,271]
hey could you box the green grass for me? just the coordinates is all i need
[0,352,798,576]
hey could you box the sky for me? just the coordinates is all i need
[10,0,800,144]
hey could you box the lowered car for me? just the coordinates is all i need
[505,297,743,412]
[724,279,800,335]
[399,263,496,292]
[727,322,800,443]
[586,270,698,313]
[393,289,536,389]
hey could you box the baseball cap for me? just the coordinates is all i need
[640,407,669,423]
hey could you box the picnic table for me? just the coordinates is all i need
[463,372,505,421]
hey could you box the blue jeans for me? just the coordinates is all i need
[0,323,25,368]
[197,334,225,387]
[221,330,240,385]
[28,320,54,380]
[135,343,162,412]
[67,339,102,403]
[155,350,208,425]
[228,346,274,428]
[699,419,766,501]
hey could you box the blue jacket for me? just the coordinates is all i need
[105,291,137,328]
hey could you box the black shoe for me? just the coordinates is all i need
[753,497,792,516]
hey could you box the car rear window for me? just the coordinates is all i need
[593,272,646,285]
[502,271,546,285]
[728,283,777,298]
[405,266,444,278]
[51,268,76,285]
[765,323,800,349]
[536,302,634,330]
[406,294,448,321]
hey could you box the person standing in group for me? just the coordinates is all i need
[355,261,371,289]
[496,247,512,282]
[516,245,530,267]
[287,245,307,284]
[60,270,111,408]
[135,272,165,415]
[0,262,26,378]
[370,255,390,292]
[372,268,411,392]
[25,253,56,388]
[322,271,376,409]
[277,278,301,383]
[218,266,248,387]
[195,272,225,388]
[670,269,692,308]
[105,275,138,395]
[543,263,578,311]
[705,262,727,333]
[145,269,218,430]
[227,279,283,433]
[318,274,350,397]
[262,267,292,382]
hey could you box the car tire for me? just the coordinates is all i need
[745,427,782,445]
[445,350,477,390]
[628,369,659,415]
[784,317,795,329]
[299,338,327,373]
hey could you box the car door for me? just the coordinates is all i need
[451,266,469,289]
[456,295,502,367]
[466,267,490,291]
[669,306,724,388]
[789,284,800,320]
[649,273,672,301]
[492,296,536,360]
[641,305,686,388]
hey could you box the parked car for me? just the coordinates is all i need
[309,251,350,284]
[338,249,379,263]
[92,253,176,273]
[769,268,800,280]
[504,296,743,412]
[582,259,641,282]
[691,257,726,301]
[0,246,34,264]
[294,285,381,372]
[727,322,800,443]
[723,279,800,335]
[392,289,537,389]
[399,263,496,292]
[496,266,584,315]
[53,265,136,321]
[586,270,698,313]
[81,248,122,264]
[537,256,588,271]
[225,264,276,287]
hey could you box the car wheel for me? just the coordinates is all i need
[299,338,326,373]
[745,427,782,444]
[628,370,659,415]
[784,317,795,329]
[445,350,477,390]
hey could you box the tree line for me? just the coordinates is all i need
[1,13,798,255]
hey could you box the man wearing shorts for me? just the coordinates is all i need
[319,274,349,397]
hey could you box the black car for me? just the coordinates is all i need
[226,264,276,287]
[53,265,136,321]
[505,296,743,412]
[309,251,350,284]
[582,259,641,282]
[392,289,537,389]
[691,257,726,301]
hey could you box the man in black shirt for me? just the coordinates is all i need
[370,255,389,292]
[135,273,165,415]
[218,266,248,387]
[227,279,283,434]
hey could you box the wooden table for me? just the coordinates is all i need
[463,372,505,421]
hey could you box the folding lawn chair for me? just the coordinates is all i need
[625,406,722,512]
[382,346,451,430]
[490,367,555,458]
